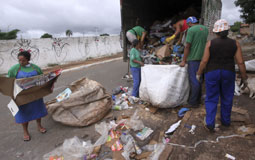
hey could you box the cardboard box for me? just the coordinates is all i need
[0,69,61,106]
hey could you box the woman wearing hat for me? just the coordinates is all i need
[196,19,248,132]
[8,51,48,141]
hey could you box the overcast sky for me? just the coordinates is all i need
[221,0,242,25]
[0,0,241,38]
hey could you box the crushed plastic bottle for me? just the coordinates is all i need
[121,134,142,154]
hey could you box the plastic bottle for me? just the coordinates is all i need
[121,134,142,154]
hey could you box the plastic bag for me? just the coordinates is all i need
[121,140,135,160]
[126,110,145,131]
[94,121,110,146]
[143,143,166,160]
[44,121,111,160]
[140,65,190,108]
[244,60,255,71]
[62,136,93,158]
[43,136,93,160]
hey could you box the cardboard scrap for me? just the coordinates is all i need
[232,107,248,115]
[156,45,171,60]
[135,151,152,160]
[113,151,125,160]
[0,69,61,106]
[237,125,255,136]
[92,146,101,155]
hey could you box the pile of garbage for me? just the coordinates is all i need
[111,86,144,111]
[140,17,186,65]
[43,109,168,160]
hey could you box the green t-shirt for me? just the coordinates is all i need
[128,26,145,40]
[130,48,142,68]
[8,63,43,78]
[186,25,208,61]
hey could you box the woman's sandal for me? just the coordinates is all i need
[23,135,31,141]
[38,128,47,134]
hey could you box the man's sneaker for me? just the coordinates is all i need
[203,117,220,132]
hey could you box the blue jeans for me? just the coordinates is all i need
[130,67,141,97]
[187,61,202,106]
[205,69,235,129]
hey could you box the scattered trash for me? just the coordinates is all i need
[143,143,166,160]
[43,121,110,160]
[188,125,196,135]
[49,156,64,160]
[121,134,142,155]
[155,44,171,60]
[56,88,72,102]
[225,153,236,160]
[122,140,135,160]
[136,127,154,140]
[237,125,255,136]
[165,120,182,135]
[122,74,133,80]
[111,140,123,151]
[112,86,123,95]
[178,108,190,117]
[126,110,145,131]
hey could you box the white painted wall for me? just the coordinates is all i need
[0,36,122,74]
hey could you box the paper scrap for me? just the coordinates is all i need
[165,120,182,134]
[7,99,19,116]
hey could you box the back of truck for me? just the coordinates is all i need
[120,0,222,61]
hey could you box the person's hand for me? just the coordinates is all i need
[165,34,176,43]
[240,78,248,90]
[196,74,201,82]
[140,62,144,66]
[179,61,186,67]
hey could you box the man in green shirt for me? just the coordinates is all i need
[130,39,144,97]
[126,26,147,47]
[180,16,209,107]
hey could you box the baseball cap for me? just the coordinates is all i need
[186,16,198,24]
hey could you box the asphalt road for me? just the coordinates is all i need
[0,58,132,160]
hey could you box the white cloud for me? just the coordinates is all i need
[221,0,242,25]
[0,0,121,37]
[0,0,243,38]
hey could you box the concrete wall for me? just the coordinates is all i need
[0,36,122,74]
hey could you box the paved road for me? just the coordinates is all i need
[0,59,132,160]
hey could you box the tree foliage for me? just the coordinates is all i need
[66,29,73,37]
[230,21,242,33]
[0,29,20,40]
[235,0,255,23]
[100,33,109,36]
[40,33,53,38]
